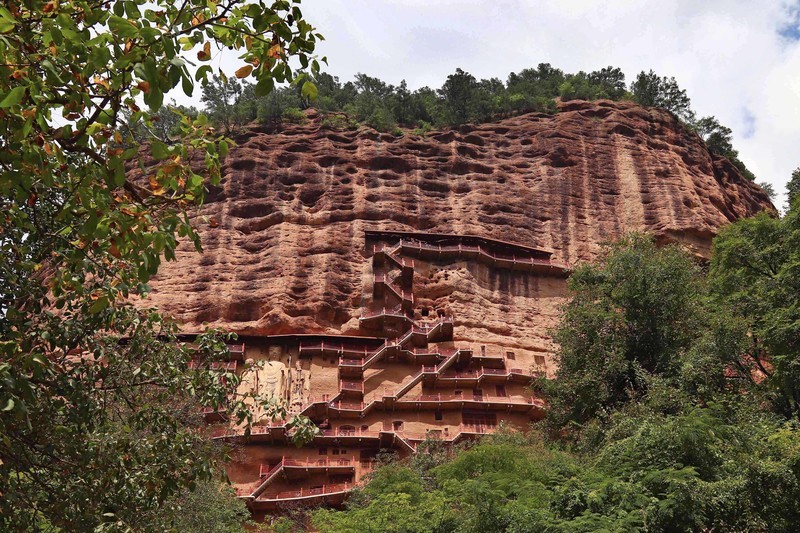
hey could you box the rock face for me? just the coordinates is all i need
[139,100,773,511]
[144,99,772,355]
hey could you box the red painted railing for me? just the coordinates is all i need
[189,360,238,371]
[396,240,564,270]
[264,482,352,501]
[340,380,364,392]
[317,428,381,438]
[401,393,536,405]
[227,343,246,355]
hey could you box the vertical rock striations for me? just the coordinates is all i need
[142,99,773,356]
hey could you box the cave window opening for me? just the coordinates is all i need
[421,307,430,317]
[506,351,516,360]
[435,410,443,421]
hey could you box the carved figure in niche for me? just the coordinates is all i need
[260,360,287,400]
[236,358,288,423]
[288,360,311,415]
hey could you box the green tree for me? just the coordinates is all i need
[0,0,321,529]
[588,66,627,99]
[201,74,246,133]
[127,100,199,143]
[543,234,708,430]
[257,85,304,123]
[710,209,800,418]
[346,73,397,131]
[787,167,800,209]
[438,68,478,125]
[631,70,695,122]
[141,479,252,532]
[692,115,758,181]
[694,115,736,158]
[758,181,777,200]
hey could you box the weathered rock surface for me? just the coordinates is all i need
[142,100,773,355]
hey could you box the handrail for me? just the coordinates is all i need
[262,482,352,502]
[317,428,381,438]
[339,380,364,392]
[328,400,365,411]
[227,343,246,354]
[399,393,536,405]
[189,360,238,371]
[395,239,570,273]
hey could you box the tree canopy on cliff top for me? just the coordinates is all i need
[0,0,321,529]
[198,62,759,183]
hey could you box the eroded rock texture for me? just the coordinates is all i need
[142,100,772,357]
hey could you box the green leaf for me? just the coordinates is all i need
[195,65,213,82]
[254,76,275,97]
[0,18,14,34]
[181,73,194,96]
[218,140,229,159]
[151,141,170,160]
[88,296,109,314]
[2,398,14,412]
[301,80,318,101]
[107,16,138,39]
[0,86,26,108]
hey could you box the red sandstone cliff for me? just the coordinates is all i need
[142,99,772,356]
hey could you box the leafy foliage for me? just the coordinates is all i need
[542,234,710,429]
[141,479,252,532]
[0,0,321,529]
[313,411,800,532]
[710,209,800,418]
[787,167,800,209]
[630,70,695,122]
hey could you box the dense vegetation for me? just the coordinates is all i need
[0,0,320,530]
[310,201,800,532]
[192,65,758,181]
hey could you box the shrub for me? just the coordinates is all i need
[282,107,307,124]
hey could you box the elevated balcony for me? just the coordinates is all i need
[395,392,543,415]
[421,364,543,386]
[188,360,238,372]
[226,343,246,361]
[250,482,354,510]
[210,423,289,443]
[393,239,570,277]
[339,379,365,398]
[315,427,381,444]
[359,304,413,330]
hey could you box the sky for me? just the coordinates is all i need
[200,0,800,207]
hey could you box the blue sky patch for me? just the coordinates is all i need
[779,2,800,40]
[741,108,757,139]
